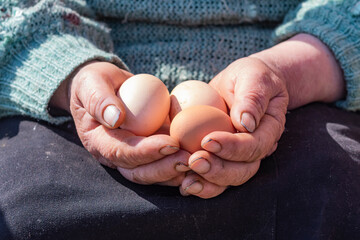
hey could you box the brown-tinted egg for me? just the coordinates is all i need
[170,105,235,153]
[169,80,227,120]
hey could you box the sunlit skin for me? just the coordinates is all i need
[50,34,345,198]
[51,62,190,186]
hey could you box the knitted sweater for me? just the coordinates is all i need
[1,0,360,124]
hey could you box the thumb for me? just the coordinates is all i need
[71,66,131,129]
[230,76,273,133]
[80,77,126,128]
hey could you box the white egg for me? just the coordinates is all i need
[118,74,170,136]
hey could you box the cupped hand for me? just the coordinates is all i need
[180,57,289,198]
[180,33,345,198]
[52,61,190,186]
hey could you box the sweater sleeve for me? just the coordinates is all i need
[273,0,360,111]
[0,0,128,124]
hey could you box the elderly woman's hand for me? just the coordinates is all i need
[51,62,190,186]
[179,57,289,198]
[180,33,345,198]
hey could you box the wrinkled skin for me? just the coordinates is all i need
[50,34,345,198]
[51,62,190,186]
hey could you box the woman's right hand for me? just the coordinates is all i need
[51,62,190,186]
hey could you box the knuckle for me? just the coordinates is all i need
[232,162,260,186]
[76,71,110,116]
[233,168,251,186]
[115,143,159,168]
[239,134,262,161]
[114,147,139,168]
[86,90,106,117]
[270,107,286,127]
[219,139,238,161]
[120,167,153,185]
[232,170,248,186]
[102,148,121,166]
[267,111,286,142]
[206,160,227,184]
[80,133,100,158]
[275,116,286,142]
[131,170,153,185]
[244,91,268,119]
[249,135,266,161]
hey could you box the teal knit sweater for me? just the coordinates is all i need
[1,0,360,124]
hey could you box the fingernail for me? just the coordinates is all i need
[241,112,256,132]
[185,180,203,194]
[175,162,190,172]
[103,105,121,127]
[179,187,191,196]
[160,145,180,155]
[189,157,210,174]
[201,138,221,153]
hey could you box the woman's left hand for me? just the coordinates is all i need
[180,57,289,198]
[180,33,345,199]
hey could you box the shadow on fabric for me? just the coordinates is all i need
[0,103,358,239]
[103,103,360,239]
[0,210,13,240]
[0,116,20,140]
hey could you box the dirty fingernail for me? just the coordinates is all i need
[185,180,203,194]
[179,186,191,196]
[103,105,121,127]
[201,138,221,153]
[175,162,190,172]
[241,112,256,132]
[160,145,180,155]
[189,157,210,174]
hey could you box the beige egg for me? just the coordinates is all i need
[170,105,235,153]
[169,80,227,120]
[117,74,170,136]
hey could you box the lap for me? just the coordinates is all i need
[0,103,359,240]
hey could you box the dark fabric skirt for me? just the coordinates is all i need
[0,103,359,240]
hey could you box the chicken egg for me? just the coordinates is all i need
[117,74,170,136]
[169,80,227,120]
[170,105,235,153]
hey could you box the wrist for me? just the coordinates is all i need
[49,77,71,113]
[250,34,345,109]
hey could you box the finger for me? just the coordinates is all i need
[72,63,133,128]
[230,59,288,133]
[97,156,117,169]
[78,111,180,168]
[180,172,227,199]
[95,129,181,168]
[117,150,190,185]
[157,174,186,187]
[188,151,261,186]
[201,111,284,162]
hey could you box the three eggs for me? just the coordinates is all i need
[117,74,235,153]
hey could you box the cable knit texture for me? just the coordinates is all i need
[0,0,359,124]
